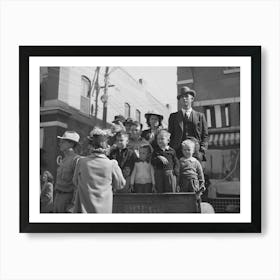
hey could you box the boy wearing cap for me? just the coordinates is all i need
[107,116,126,147]
[53,131,80,213]
[168,86,208,162]
[127,121,149,158]
[109,131,138,192]
[123,118,134,135]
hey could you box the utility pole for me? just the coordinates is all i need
[99,67,117,128]
[88,67,101,123]
[89,67,98,117]
[101,67,109,128]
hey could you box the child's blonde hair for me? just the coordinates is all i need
[181,139,195,151]
[157,129,171,140]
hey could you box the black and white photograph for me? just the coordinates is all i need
[20,46,260,233]
[39,65,240,215]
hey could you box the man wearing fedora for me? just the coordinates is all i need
[168,86,208,162]
[53,131,80,213]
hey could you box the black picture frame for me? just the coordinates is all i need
[20,46,261,233]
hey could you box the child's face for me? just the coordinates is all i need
[157,134,169,149]
[182,144,194,158]
[125,124,132,134]
[139,147,149,161]
[116,135,128,149]
[130,125,141,140]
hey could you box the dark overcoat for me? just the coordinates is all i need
[168,110,208,157]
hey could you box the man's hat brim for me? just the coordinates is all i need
[177,90,196,100]
[57,136,79,143]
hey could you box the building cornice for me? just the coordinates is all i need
[176,79,194,85]
[40,107,72,117]
[223,68,240,74]
[40,121,68,128]
[194,97,240,107]
[40,99,101,127]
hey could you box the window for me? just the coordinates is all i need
[40,128,44,149]
[81,75,91,98]
[225,105,230,127]
[223,67,240,74]
[135,109,141,123]
[214,105,222,128]
[206,108,212,128]
[220,104,231,127]
[124,103,130,118]
[205,104,230,128]
[80,76,91,114]
[205,106,215,128]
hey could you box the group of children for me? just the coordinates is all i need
[108,121,205,200]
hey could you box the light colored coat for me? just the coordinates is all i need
[73,153,125,213]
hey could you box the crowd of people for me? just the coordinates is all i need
[40,86,209,213]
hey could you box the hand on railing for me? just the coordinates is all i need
[195,185,206,199]
[129,184,134,193]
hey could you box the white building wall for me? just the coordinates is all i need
[107,68,170,129]
[58,67,70,104]
[56,66,170,129]
[58,67,95,109]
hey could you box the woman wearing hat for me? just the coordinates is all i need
[53,131,81,213]
[73,128,125,213]
[141,110,164,150]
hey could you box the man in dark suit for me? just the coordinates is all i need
[168,86,208,162]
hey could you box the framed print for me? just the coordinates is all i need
[19,46,261,233]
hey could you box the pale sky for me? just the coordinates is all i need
[124,67,178,112]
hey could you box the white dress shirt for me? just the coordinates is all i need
[181,108,193,118]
